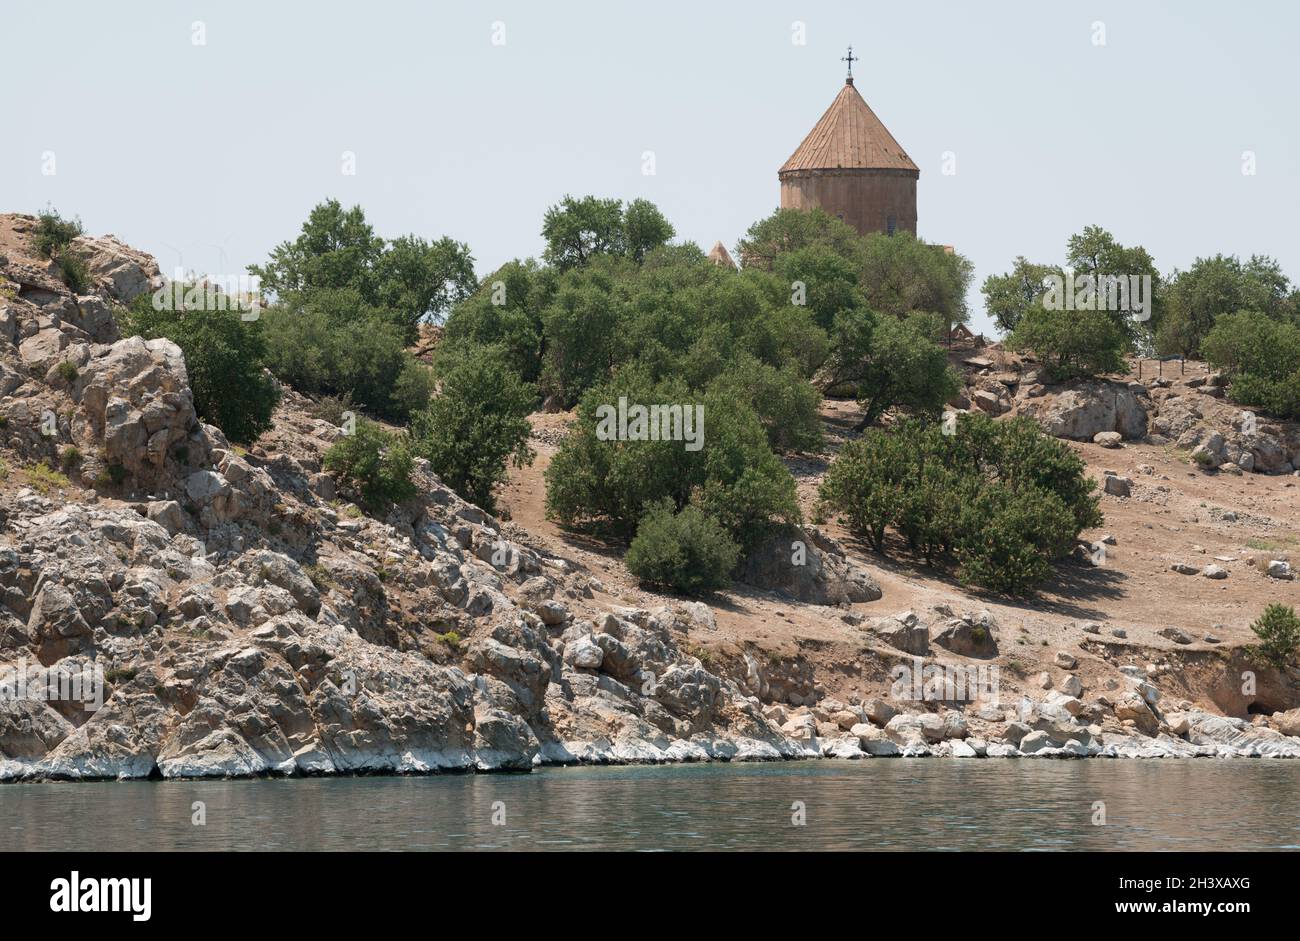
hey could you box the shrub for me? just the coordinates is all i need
[545,368,800,550]
[707,355,822,453]
[409,346,535,512]
[322,418,416,510]
[625,499,740,595]
[124,290,280,443]
[259,303,426,422]
[24,462,70,495]
[1249,603,1300,668]
[55,360,79,384]
[954,486,1078,596]
[59,446,82,469]
[33,209,84,259]
[818,413,1099,594]
[53,252,93,294]
[1007,306,1129,379]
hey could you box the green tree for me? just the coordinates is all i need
[124,290,280,443]
[439,259,551,384]
[409,346,535,512]
[859,230,973,328]
[1202,311,1300,419]
[1007,306,1129,380]
[773,244,866,331]
[541,195,627,270]
[544,368,799,549]
[822,310,960,430]
[1249,603,1300,668]
[736,207,863,271]
[1157,254,1293,357]
[1065,225,1162,350]
[818,413,1098,594]
[622,198,676,263]
[625,499,739,595]
[250,199,475,342]
[981,257,1056,334]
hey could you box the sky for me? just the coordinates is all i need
[4,0,1297,336]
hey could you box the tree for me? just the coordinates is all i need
[625,499,739,595]
[773,244,866,331]
[1007,306,1129,380]
[323,418,416,510]
[439,259,552,384]
[859,231,973,328]
[1157,254,1293,357]
[409,346,535,512]
[541,195,627,270]
[1065,225,1162,350]
[736,207,862,270]
[124,290,280,443]
[622,199,676,263]
[981,257,1056,335]
[1202,311,1300,419]
[259,300,430,421]
[1249,603,1300,668]
[822,310,960,430]
[539,258,628,404]
[707,355,823,453]
[251,199,385,301]
[373,234,477,341]
[250,199,475,342]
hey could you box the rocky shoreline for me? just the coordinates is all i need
[3,218,1300,786]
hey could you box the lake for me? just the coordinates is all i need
[4,759,1299,851]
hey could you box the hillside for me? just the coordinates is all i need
[2,214,1300,779]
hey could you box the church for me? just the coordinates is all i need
[778,48,919,238]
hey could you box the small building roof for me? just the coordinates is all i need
[707,240,737,269]
[780,79,918,174]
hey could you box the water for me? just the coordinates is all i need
[4,760,1300,851]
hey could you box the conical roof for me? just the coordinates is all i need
[707,240,737,269]
[780,80,918,174]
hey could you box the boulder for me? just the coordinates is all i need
[1021,380,1148,441]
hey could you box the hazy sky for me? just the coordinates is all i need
[5,1,1296,335]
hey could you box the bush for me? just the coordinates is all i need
[59,446,82,469]
[259,303,428,422]
[1202,311,1300,420]
[409,347,535,512]
[322,418,416,510]
[818,413,1099,595]
[707,355,822,453]
[53,252,93,294]
[1007,306,1129,380]
[24,462,70,495]
[34,209,83,259]
[124,290,280,443]
[55,360,79,384]
[545,368,800,550]
[625,499,740,595]
[1249,603,1300,668]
